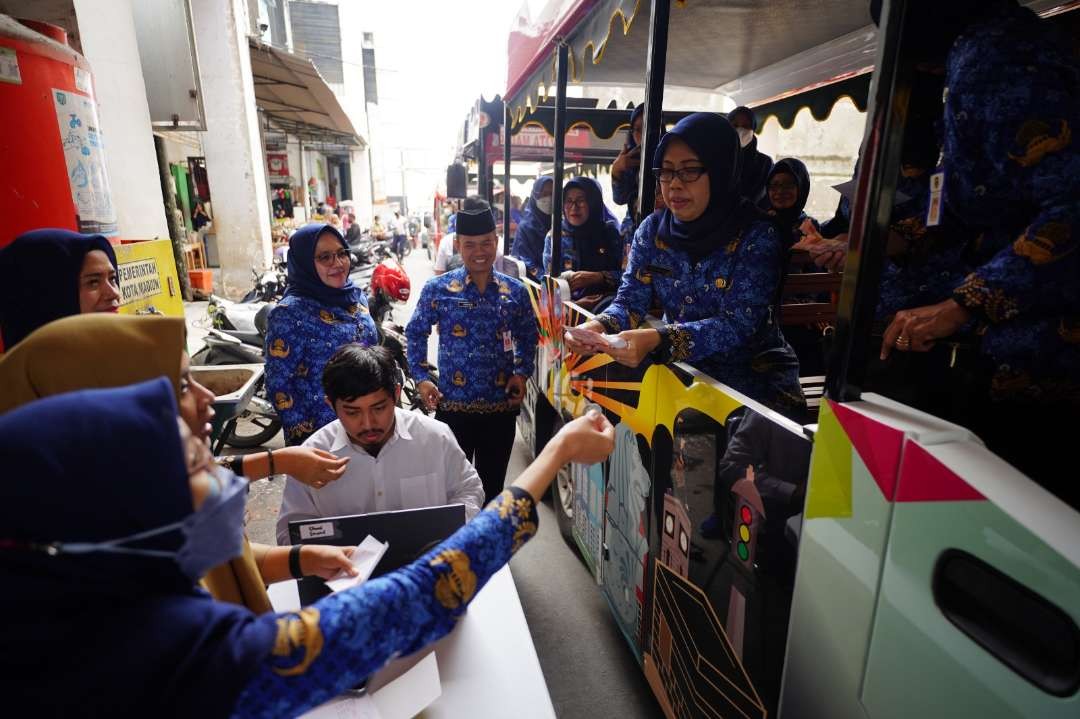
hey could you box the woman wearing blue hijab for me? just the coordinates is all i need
[510,175,553,279]
[611,105,645,238]
[265,223,379,445]
[567,113,805,417]
[0,228,120,350]
[542,176,624,309]
[0,378,615,717]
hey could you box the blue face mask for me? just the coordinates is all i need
[44,465,248,582]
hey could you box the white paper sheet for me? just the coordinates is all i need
[372,652,441,719]
[300,693,382,719]
[325,535,389,593]
[299,652,441,719]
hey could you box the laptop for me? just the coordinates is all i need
[288,503,468,605]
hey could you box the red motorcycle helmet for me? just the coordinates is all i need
[371,260,411,302]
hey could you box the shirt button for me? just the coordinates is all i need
[377,491,383,497]
[684,295,694,304]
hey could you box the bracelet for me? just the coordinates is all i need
[289,544,304,579]
[266,448,275,480]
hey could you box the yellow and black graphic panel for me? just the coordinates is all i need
[643,561,766,719]
[647,392,811,717]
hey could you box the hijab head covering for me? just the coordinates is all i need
[0,228,117,349]
[766,158,812,230]
[0,314,184,414]
[562,177,622,271]
[0,378,277,716]
[526,175,554,220]
[284,223,361,309]
[729,106,757,132]
[627,104,645,149]
[0,312,274,614]
[655,112,760,260]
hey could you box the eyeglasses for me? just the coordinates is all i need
[768,181,798,192]
[653,167,707,184]
[314,249,351,266]
[564,196,588,209]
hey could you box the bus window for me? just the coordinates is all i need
[847,4,1077,506]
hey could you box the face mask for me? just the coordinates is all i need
[41,465,248,582]
[736,127,755,148]
[535,196,553,215]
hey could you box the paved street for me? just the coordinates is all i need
[213,245,661,719]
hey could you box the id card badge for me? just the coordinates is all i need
[502,330,514,353]
[926,170,945,227]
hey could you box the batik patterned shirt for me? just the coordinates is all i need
[264,294,379,445]
[541,225,624,299]
[596,212,804,416]
[232,487,539,718]
[941,1,1079,402]
[405,268,537,413]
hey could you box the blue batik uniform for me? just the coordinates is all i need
[596,212,804,416]
[235,488,539,717]
[510,176,553,280]
[940,0,1079,402]
[405,268,537,413]
[541,176,624,300]
[265,295,378,444]
[541,223,623,297]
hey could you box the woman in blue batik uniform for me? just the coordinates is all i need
[567,113,805,418]
[510,175,553,280]
[542,176,624,310]
[611,105,644,240]
[265,223,378,445]
[0,378,614,717]
[879,0,1078,488]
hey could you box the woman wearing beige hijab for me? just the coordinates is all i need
[0,313,359,611]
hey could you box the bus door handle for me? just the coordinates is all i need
[932,549,1080,697]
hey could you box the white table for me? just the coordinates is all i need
[268,566,556,718]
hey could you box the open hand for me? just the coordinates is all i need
[276,446,349,489]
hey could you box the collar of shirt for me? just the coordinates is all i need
[326,407,415,454]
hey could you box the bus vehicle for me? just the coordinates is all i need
[494,1,1080,717]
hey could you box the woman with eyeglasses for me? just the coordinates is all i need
[565,113,805,418]
[265,223,379,445]
[542,176,623,311]
[764,158,816,249]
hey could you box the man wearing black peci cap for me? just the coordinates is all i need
[405,197,539,502]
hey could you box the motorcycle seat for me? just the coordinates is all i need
[221,329,264,347]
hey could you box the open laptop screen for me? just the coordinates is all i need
[288,503,467,605]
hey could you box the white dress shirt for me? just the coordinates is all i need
[275,407,485,544]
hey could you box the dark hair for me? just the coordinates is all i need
[462,195,489,212]
[322,344,399,404]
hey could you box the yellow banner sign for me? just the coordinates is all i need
[113,239,184,317]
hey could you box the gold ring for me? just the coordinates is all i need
[896,337,910,346]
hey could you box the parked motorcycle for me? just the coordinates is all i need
[193,301,281,449]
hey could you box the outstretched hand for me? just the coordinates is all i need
[277,446,349,489]
[551,410,617,466]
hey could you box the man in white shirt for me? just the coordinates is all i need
[276,344,485,545]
